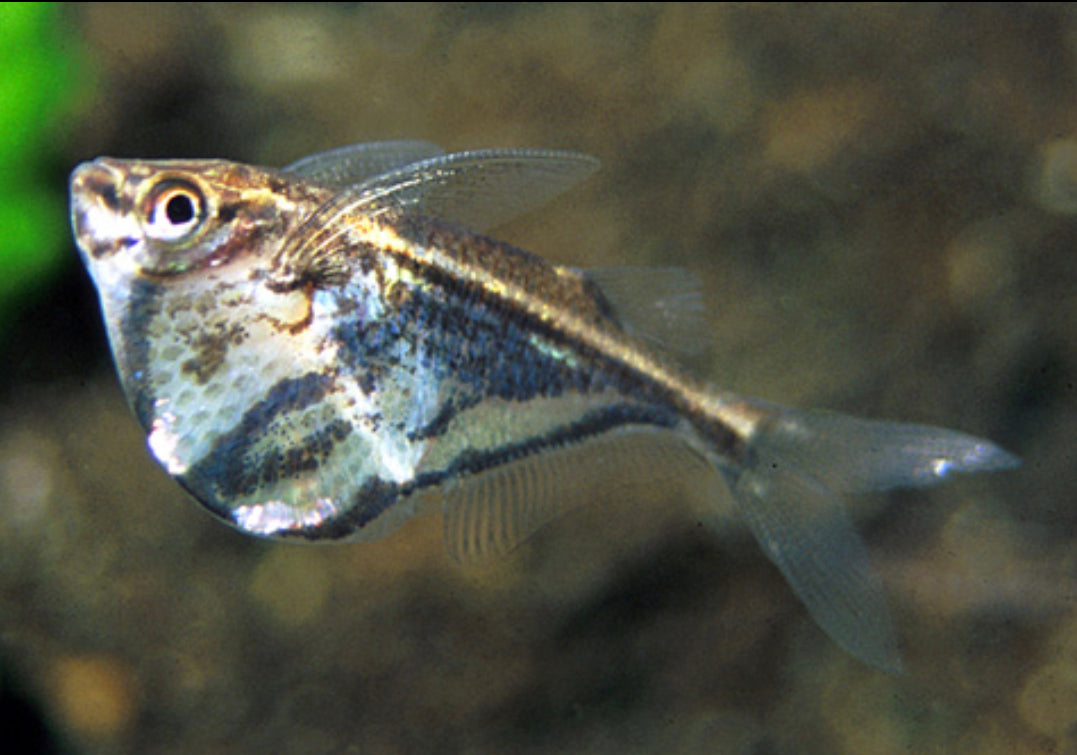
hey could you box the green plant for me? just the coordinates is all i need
[0,3,83,321]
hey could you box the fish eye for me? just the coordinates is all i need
[144,180,206,242]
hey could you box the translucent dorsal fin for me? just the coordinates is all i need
[586,266,709,357]
[281,140,446,189]
[442,426,714,564]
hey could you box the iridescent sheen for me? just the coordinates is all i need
[70,142,1018,671]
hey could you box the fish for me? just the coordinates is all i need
[69,140,1019,671]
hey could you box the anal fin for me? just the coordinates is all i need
[442,426,714,564]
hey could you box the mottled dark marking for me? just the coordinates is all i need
[180,321,248,384]
[263,418,351,486]
[88,239,115,260]
[356,367,377,396]
[266,175,292,194]
[406,395,465,442]
[274,402,680,542]
[332,272,611,444]
[371,223,741,459]
[182,373,341,510]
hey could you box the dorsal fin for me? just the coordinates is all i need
[281,140,446,189]
[586,266,709,357]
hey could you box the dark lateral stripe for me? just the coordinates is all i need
[330,269,614,445]
[434,402,679,479]
[182,372,339,515]
[391,226,745,463]
[294,212,736,460]
[378,217,698,428]
[388,233,599,363]
[275,401,680,541]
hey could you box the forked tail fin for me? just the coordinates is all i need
[724,399,1020,672]
[438,390,1019,672]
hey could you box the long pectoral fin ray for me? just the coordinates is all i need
[296,148,599,246]
[356,148,600,231]
[282,140,446,189]
[442,426,713,564]
[276,148,601,288]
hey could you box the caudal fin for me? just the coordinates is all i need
[724,400,1019,672]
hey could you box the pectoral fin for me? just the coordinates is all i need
[282,140,446,188]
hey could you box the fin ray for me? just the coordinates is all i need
[443,426,712,564]
[586,266,708,357]
[731,459,902,672]
[282,141,446,188]
[275,148,600,289]
[727,399,1019,671]
[365,148,600,230]
[747,402,1021,494]
[321,148,600,232]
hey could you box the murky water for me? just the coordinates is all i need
[2,5,1072,753]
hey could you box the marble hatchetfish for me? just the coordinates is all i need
[69,141,1018,671]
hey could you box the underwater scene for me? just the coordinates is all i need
[1,5,1073,754]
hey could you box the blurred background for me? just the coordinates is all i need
[1,4,1073,753]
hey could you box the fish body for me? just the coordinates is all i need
[70,141,1018,671]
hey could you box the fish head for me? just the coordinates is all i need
[69,158,355,524]
[69,156,337,412]
[69,157,324,288]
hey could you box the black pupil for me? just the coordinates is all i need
[165,193,196,225]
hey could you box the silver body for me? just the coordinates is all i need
[70,141,1019,671]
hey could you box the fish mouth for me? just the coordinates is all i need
[69,159,141,261]
[71,159,123,211]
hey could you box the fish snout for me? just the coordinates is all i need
[69,159,141,262]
